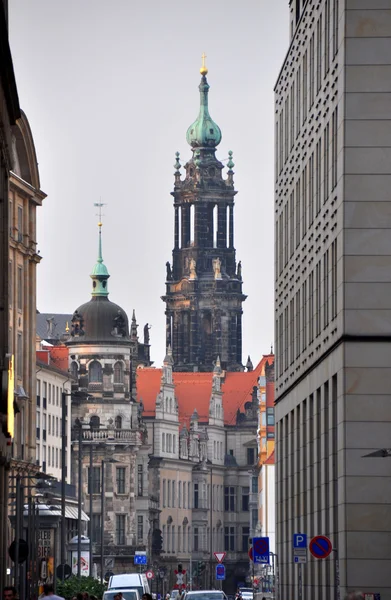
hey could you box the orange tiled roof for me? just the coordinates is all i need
[36,346,69,374]
[49,346,69,372]
[137,355,274,426]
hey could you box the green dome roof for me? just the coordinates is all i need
[186,75,222,149]
[91,261,109,277]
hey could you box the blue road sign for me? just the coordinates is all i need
[216,564,225,581]
[252,537,270,564]
[134,554,147,565]
[293,534,307,549]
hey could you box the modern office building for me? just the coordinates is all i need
[275,1,391,599]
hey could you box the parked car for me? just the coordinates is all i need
[184,592,227,600]
[108,574,150,596]
[171,591,180,600]
[238,589,253,600]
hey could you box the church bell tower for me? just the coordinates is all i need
[162,58,246,372]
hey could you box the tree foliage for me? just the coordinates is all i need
[56,576,106,600]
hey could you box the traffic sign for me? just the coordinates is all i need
[309,536,332,559]
[214,552,226,563]
[134,553,147,565]
[294,556,307,564]
[215,564,226,581]
[252,537,270,564]
[248,547,253,561]
[293,534,307,549]
[146,570,154,580]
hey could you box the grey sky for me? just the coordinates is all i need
[10,0,288,366]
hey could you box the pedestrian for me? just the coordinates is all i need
[40,584,65,600]
[83,593,89,600]
[3,588,17,600]
[142,594,153,600]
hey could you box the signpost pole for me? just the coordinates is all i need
[189,555,192,591]
[333,549,340,600]
[298,563,303,600]
[271,552,276,600]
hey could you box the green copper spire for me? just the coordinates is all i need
[186,56,222,149]
[90,222,109,297]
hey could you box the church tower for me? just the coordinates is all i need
[163,58,246,372]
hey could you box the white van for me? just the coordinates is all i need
[103,591,140,600]
[108,574,150,596]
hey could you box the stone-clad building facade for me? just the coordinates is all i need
[275,1,391,599]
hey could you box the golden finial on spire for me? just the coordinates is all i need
[94,201,106,229]
[200,52,208,76]
[65,321,69,333]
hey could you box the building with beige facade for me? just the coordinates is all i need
[275,1,391,599]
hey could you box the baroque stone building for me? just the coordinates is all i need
[163,60,245,372]
[137,352,273,594]
[66,224,151,575]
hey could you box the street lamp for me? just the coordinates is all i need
[363,448,391,457]
[88,417,100,576]
[101,458,119,583]
[60,390,91,580]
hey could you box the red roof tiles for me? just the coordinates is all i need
[137,355,274,426]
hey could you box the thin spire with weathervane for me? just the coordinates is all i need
[91,203,110,297]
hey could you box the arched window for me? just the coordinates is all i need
[114,362,123,384]
[115,415,122,429]
[90,415,100,429]
[70,361,78,379]
[89,360,102,382]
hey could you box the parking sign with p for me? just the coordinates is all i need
[293,534,307,549]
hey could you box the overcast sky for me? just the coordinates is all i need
[9,0,288,367]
